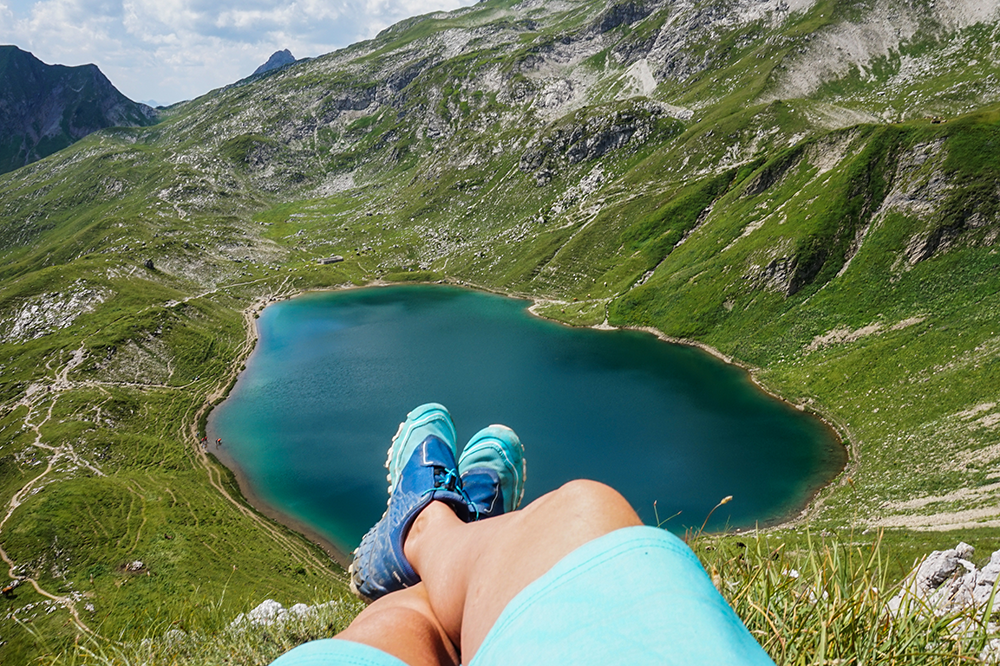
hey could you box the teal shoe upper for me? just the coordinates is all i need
[459,425,526,519]
[387,403,458,492]
[351,434,470,602]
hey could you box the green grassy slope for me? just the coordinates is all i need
[2,0,1000,662]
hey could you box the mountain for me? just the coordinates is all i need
[0,45,157,175]
[253,48,296,75]
[2,0,1000,661]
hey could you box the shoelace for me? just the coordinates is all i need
[422,466,480,521]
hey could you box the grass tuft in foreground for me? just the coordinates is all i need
[695,530,995,665]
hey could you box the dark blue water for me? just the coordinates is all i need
[209,285,844,554]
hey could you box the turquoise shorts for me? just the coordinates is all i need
[271,526,775,665]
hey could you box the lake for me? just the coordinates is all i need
[208,285,845,555]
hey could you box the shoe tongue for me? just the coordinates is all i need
[461,468,504,517]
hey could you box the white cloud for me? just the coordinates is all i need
[0,0,477,105]
[0,4,14,31]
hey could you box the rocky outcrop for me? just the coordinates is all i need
[886,542,1000,662]
[0,281,110,343]
[889,542,1000,617]
[0,46,157,174]
[592,1,653,33]
[519,100,675,184]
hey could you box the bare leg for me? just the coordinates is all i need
[404,479,641,660]
[335,480,640,665]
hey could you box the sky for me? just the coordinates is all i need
[0,0,477,106]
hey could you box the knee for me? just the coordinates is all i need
[550,480,641,526]
[340,586,458,666]
[555,479,620,503]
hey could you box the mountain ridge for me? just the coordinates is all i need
[0,46,158,176]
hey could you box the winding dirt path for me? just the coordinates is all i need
[0,276,342,640]
[1,344,95,634]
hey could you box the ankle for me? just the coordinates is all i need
[404,500,461,572]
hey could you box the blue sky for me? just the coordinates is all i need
[0,0,477,105]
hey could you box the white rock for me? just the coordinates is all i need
[246,599,285,625]
[230,599,341,629]
[982,638,1000,664]
[288,603,312,618]
[914,548,964,593]
[890,543,1000,620]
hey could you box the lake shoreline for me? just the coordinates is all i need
[208,288,356,566]
[205,280,441,565]
[204,280,849,567]
[595,324,852,529]
[512,291,851,530]
[500,281,852,529]
[208,442,353,567]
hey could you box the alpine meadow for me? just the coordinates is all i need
[3,0,1000,663]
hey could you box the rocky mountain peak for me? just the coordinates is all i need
[253,49,296,76]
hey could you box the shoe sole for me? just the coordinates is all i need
[348,563,361,599]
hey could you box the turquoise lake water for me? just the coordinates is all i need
[208,285,845,554]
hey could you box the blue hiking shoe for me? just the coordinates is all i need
[458,425,526,520]
[349,404,470,602]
